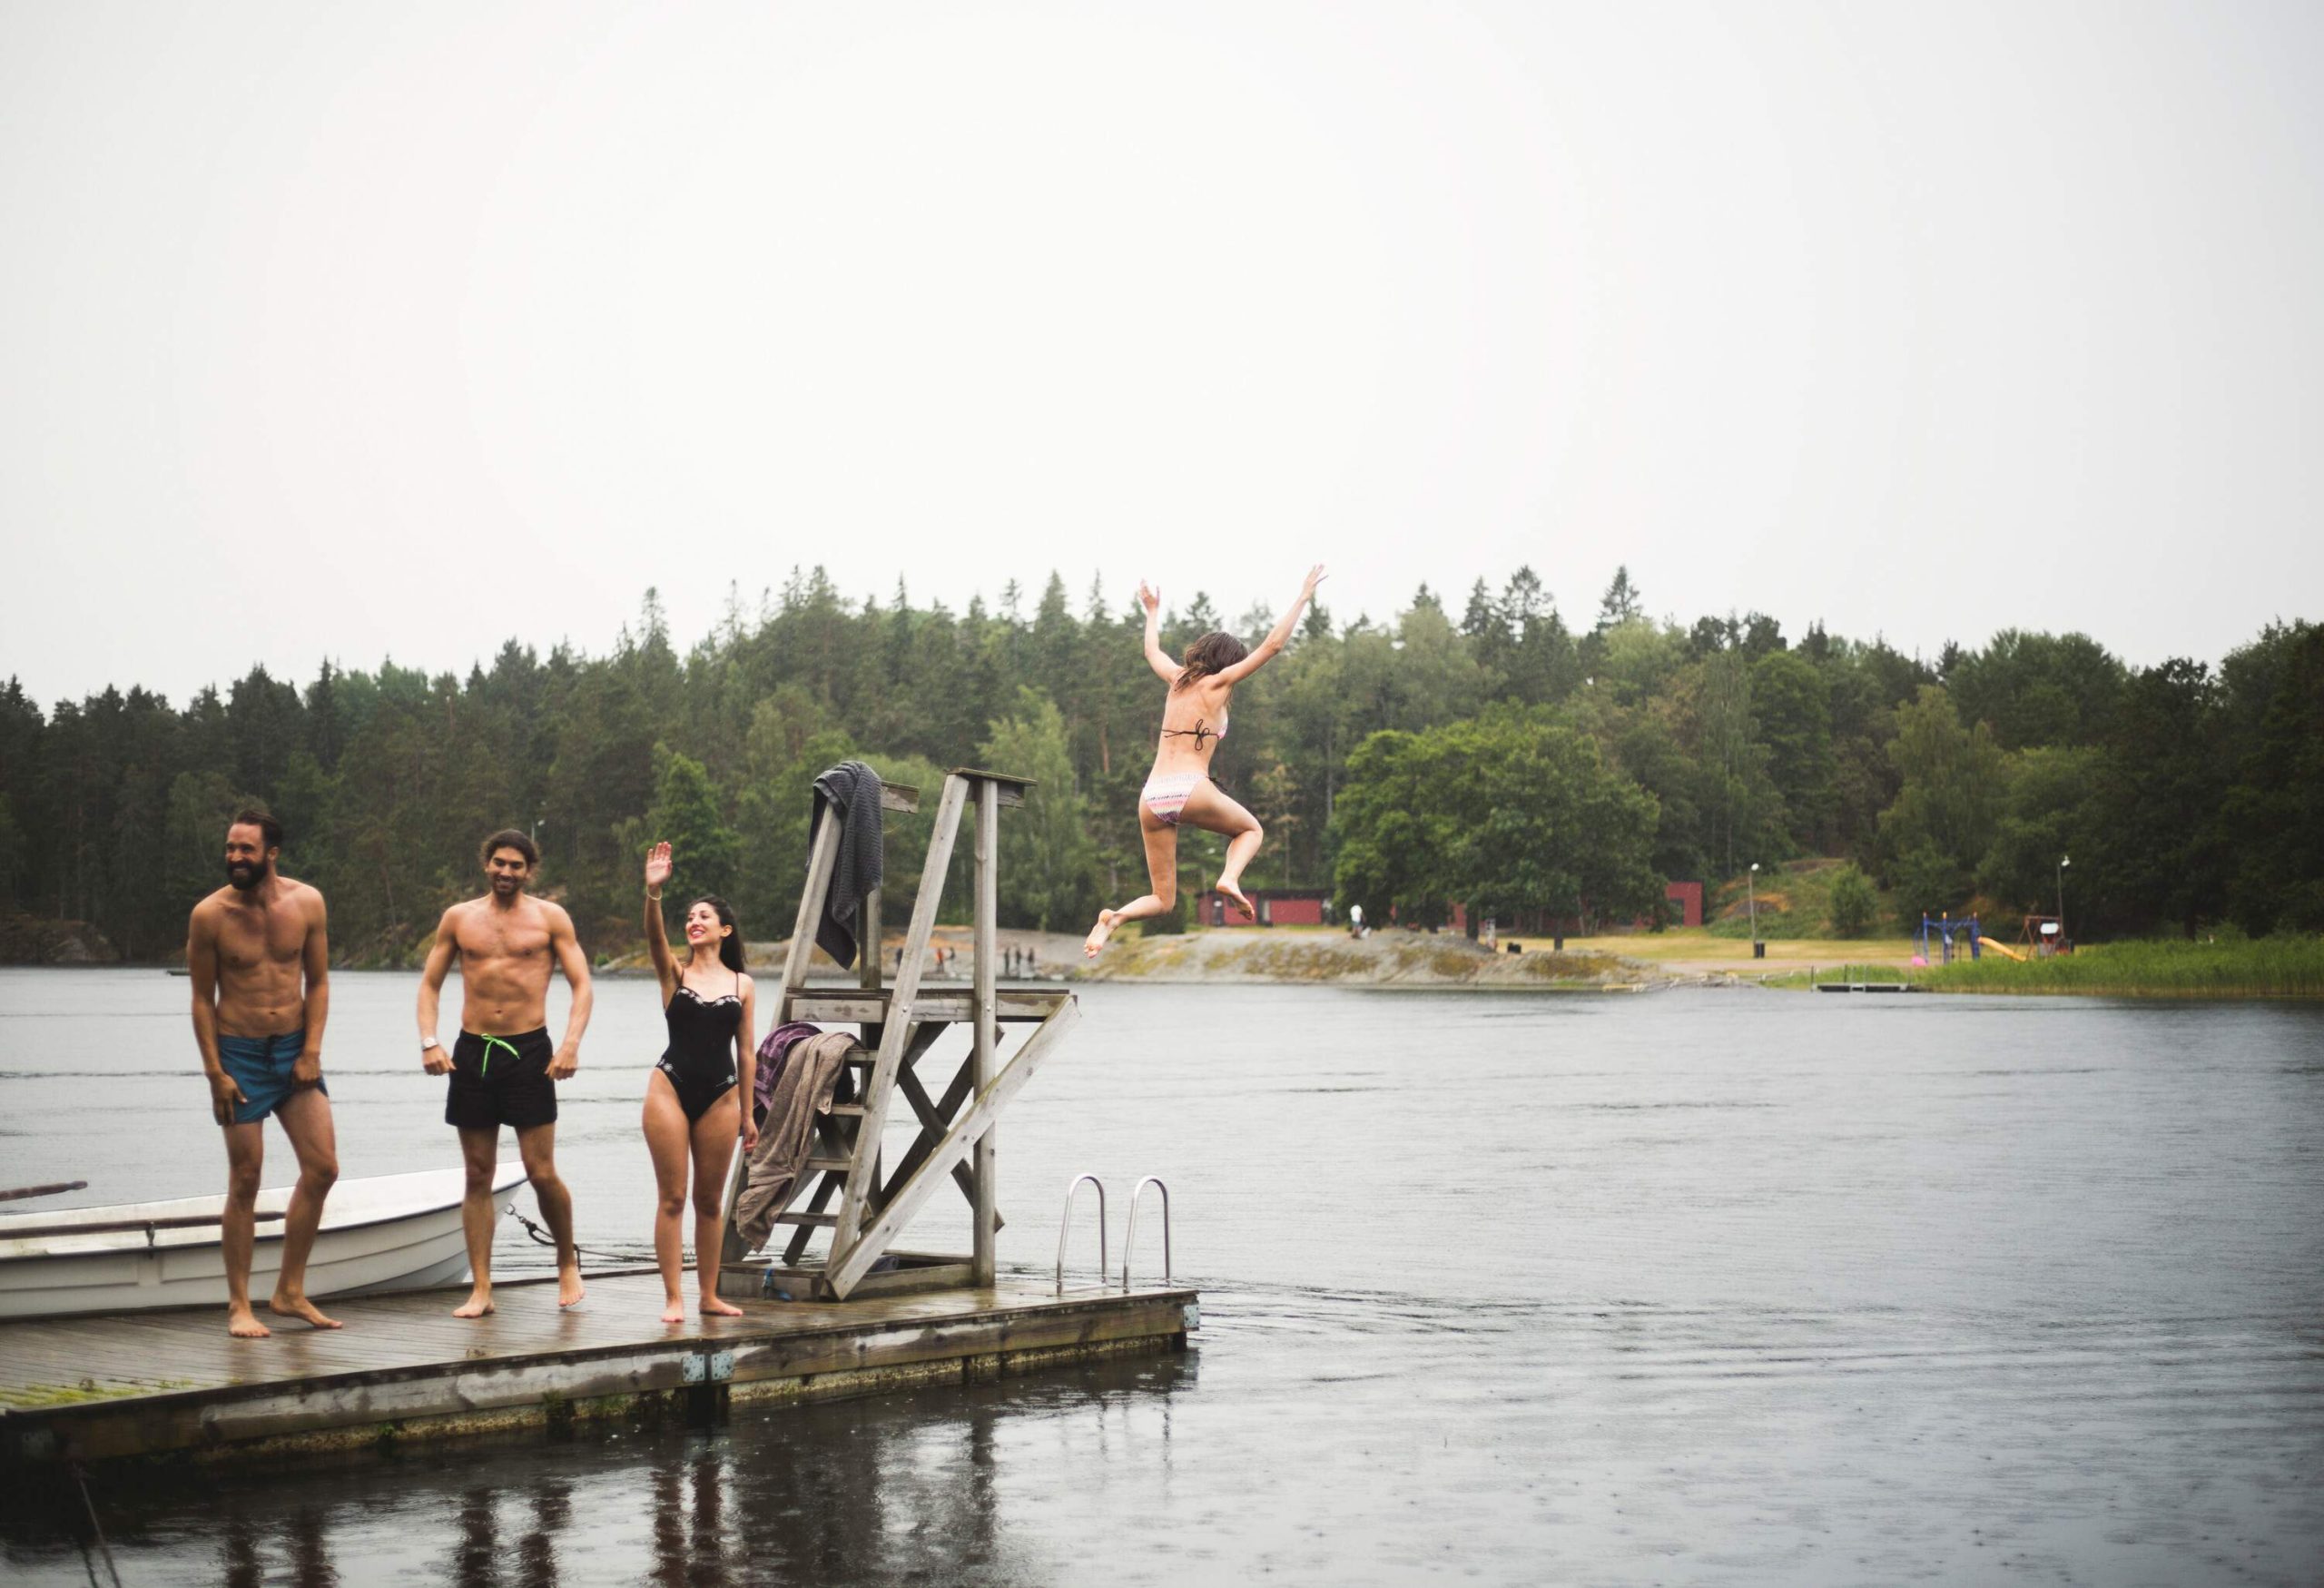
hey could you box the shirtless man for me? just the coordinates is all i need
[417,829,594,1316]
[186,810,341,1338]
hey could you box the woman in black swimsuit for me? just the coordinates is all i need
[642,841,757,1324]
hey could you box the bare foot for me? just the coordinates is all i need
[1216,882,1256,921]
[700,1296,743,1317]
[660,1297,686,1325]
[558,1265,586,1308]
[227,1304,271,1339]
[268,1292,343,1330]
[453,1288,495,1319]
[1084,909,1121,958]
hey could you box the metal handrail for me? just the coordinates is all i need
[1122,1177,1171,1289]
[1054,1174,1107,1293]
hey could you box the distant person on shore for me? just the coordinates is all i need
[640,842,756,1323]
[1086,565,1325,956]
[185,809,340,1338]
[417,830,595,1317]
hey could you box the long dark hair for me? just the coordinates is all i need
[689,894,745,974]
[1175,631,1248,691]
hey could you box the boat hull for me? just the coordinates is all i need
[0,1165,529,1319]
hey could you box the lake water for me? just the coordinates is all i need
[3,968,2320,1585]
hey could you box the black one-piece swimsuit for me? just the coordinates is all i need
[656,980,741,1122]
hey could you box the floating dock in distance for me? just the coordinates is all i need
[1813,981,1917,993]
[0,1268,1196,1468]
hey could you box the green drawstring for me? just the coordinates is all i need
[477,1034,519,1076]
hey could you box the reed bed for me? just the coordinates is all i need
[1896,938,2324,1000]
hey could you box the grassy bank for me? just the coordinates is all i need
[1779,938,2324,999]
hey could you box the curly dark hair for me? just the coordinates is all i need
[1175,631,1248,691]
[479,828,540,867]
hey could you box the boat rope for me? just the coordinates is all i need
[67,1461,122,1588]
[508,1206,640,1266]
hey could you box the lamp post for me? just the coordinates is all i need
[2057,854,2069,944]
[1748,863,1760,957]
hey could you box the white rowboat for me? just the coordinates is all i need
[0,1163,528,1320]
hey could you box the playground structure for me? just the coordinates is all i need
[716,767,1078,1301]
[1913,912,2073,966]
[2016,914,2072,957]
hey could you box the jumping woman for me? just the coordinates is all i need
[1085,564,1325,956]
[641,842,757,1323]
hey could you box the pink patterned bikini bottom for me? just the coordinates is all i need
[1141,772,1203,826]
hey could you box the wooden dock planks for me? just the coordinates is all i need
[0,1268,1196,1466]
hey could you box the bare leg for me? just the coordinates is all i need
[643,1075,693,1324]
[221,1122,270,1337]
[517,1123,585,1307]
[1183,779,1263,919]
[690,1090,743,1317]
[454,1127,499,1317]
[1087,809,1177,955]
[267,1087,341,1328]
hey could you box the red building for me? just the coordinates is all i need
[1208,889,1330,927]
[1665,881,1703,928]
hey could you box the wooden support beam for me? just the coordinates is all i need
[828,998,1078,1297]
[777,814,843,1018]
[786,989,1068,1024]
[972,775,1000,1286]
[947,766,1036,805]
[886,1047,1002,1229]
[834,774,968,1253]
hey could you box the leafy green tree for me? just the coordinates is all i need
[1332,708,1660,929]
[1328,730,1452,926]
[1876,686,2005,896]
[2220,622,2324,932]
[1890,842,1969,934]
[1751,649,1835,847]
[1826,863,1878,937]
[979,689,1098,932]
[1947,631,2125,750]
[1976,746,2108,925]
[645,745,741,904]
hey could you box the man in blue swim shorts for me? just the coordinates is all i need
[186,809,341,1338]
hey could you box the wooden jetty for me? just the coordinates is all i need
[1813,981,1917,993]
[0,1268,1196,1466]
[1,766,1192,1468]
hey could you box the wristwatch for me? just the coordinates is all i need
[420,1037,441,1053]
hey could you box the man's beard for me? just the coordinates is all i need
[492,876,521,896]
[226,859,270,892]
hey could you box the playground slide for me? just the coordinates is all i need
[1979,939,2027,962]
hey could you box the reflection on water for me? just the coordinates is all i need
[1,973,2320,1584]
[5,1351,1193,1588]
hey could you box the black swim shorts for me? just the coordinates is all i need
[445,1026,558,1130]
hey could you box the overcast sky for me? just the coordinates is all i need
[4,1,2319,709]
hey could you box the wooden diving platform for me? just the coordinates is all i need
[0,1268,1196,1468]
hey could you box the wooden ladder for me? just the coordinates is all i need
[717,768,1079,1301]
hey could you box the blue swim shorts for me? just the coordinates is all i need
[216,1029,323,1126]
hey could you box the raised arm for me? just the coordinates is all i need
[416,908,459,1074]
[734,973,758,1152]
[1138,581,1180,683]
[547,904,594,1080]
[187,904,242,1125]
[643,842,678,1004]
[1216,564,1326,684]
[294,889,330,1086]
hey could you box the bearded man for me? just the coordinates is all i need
[185,808,341,1338]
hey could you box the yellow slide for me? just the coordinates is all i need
[1978,938,2027,962]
